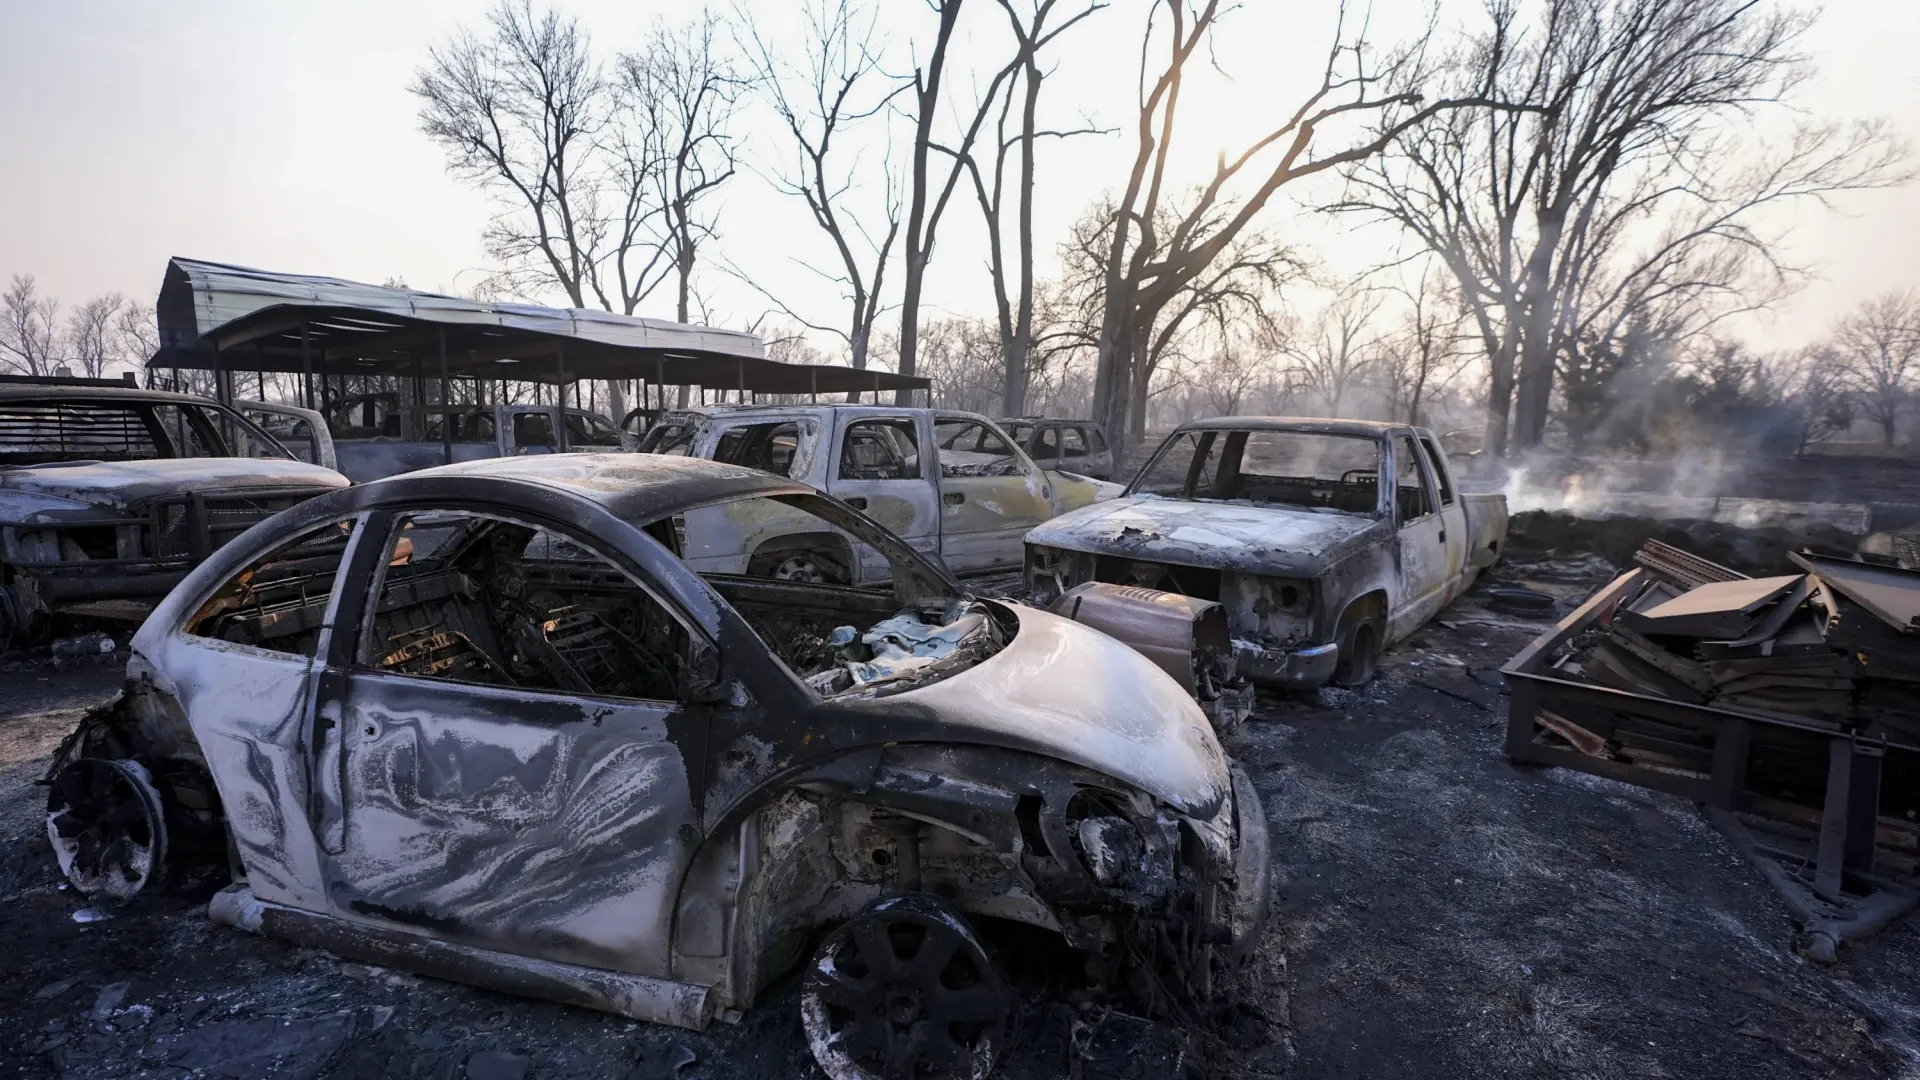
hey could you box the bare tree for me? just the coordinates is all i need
[1085,1,1501,462]
[1833,290,1920,444]
[949,0,1107,416]
[1065,195,1301,436]
[65,294,127,379]
[117,302,159,374]
[0,275,60,377]
[740,0,906,373]
[1377,267,1466,426]
[1282,291,1383,419]
[415,0,617,308]
[1770,344,1854,454]
[1335,0,1908,455]
[894,0,967,395]
[1199,339,1274,417]
[617,11,745,324]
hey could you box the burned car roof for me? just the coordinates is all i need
[1171,416,1411,437]
[411,453,815,523]
[0,385,235,407]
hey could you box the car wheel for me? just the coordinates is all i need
[1332,616,1380,687]
[801,893,1007,1080]
[46,758,169,901]
[771,551,848,584]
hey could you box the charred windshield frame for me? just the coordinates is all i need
[1127,427,1387,516]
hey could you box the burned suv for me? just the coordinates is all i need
[0,377,350,645]
[44,454,1267,1080]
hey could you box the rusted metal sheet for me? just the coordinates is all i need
[1049,582,1233,698]
[1791,551,1920,633]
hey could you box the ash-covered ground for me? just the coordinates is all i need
[2,558,1918,1079]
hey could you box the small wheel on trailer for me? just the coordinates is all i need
[801,893,1008,1080]
[46,758,169,901]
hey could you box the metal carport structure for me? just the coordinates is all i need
[146,257,930,417]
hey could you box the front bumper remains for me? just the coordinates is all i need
[1235,639,1338,688]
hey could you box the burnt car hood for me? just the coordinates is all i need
[0,459,349,511]
[877,603,1231,816]
[1026,494,1385,577]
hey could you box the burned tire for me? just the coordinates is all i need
[801,893,1007,1080]
[749,545,851,586]
[1331,613,1381,687]
[46,758,168,901]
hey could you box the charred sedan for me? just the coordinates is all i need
[1027,418,1508,688]
[44,454,1267,1080]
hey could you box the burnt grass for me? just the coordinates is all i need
[3,567,1919,1078]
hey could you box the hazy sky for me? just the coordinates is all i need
[2,0,1916,355]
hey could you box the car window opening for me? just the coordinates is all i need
[672,493,1008,699]
[1132,429,1383,515]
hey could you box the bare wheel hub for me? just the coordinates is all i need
[774,554,831,583]
[801,893,1007,1080]
[46,758,168,901]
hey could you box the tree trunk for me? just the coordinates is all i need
[1001,53,1044,419]
[1509,214,1566,450]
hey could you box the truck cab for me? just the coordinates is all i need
[640,405,1120,582]
[1025,418,1509,687]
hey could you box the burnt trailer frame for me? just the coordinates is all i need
[1502,569,1920,958]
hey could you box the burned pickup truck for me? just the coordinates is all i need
[1027,418,1507,688]
[0,377,350,645]
[642,405,1119,581]
[44,454,1265,1080]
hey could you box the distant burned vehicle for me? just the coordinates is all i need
[641,405,1119,580]
[0,377,350,645]
[998,417,1116,480]
[326,391,636,482]
[44,454,1266,1080]
[1027,418,1508,688]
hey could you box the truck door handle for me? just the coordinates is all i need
[1438,530,1448,543]
[943,492,965,506]
[845,496,868,511]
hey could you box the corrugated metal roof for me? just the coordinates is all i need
[161,257,764,361]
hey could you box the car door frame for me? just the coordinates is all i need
[238,400,339,470]
[931,413,1053,574]
[1413,434,1469,602]
[303,480,808,973]
[824,409,941,576]
[1387,430,1450,640]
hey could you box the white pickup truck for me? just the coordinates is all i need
[640,405,1120,583]
[1025,417,1509,687]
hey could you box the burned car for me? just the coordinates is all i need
[44,454,1267,1080]
[1028,418,1508,688]
[0,376,351,646]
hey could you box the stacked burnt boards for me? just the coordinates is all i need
[1547,539,1920,823]
[1574,544,1920,731]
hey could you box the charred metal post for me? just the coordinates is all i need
[555,340,569,451]
[439,328,453,466]
[300,324,315,410]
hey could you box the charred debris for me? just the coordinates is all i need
[1505,536,1920,959]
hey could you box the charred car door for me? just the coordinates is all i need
[824,413,939,578]
[1389,433,1450,639]
[931,416,1052,574]
[313,504,715,977]
[1415,435,1469,602]
[154,512,371,915]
